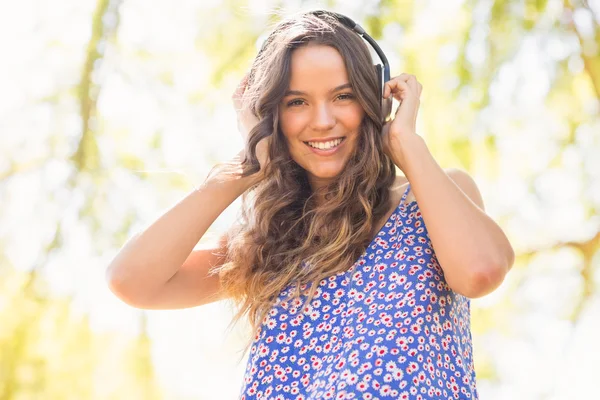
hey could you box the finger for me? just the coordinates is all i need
[384,79,411,101]
[395,74,419,94]
[406,75,419,94]
[388,74,421,95]
[384,79,403,98]
[385,75,416,94]
[397,73,413,82]
[233,73,251,99]
[394,73,416,87]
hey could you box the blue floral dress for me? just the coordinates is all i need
[240,184,479,399]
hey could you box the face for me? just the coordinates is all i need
[279,44,365,191]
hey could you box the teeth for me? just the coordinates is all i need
[306,138,343,150]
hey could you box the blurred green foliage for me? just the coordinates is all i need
[1,0,598,398]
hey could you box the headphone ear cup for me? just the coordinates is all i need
[375,64,392,122]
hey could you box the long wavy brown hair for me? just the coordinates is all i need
[212,10,396,344]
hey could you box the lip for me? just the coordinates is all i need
[303,136,345,143]
[303,137,346,156]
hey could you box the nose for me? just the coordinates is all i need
[310,102,336,131]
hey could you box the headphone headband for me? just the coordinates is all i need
[309,11,390,84]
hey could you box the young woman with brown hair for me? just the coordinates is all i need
[107,10,514,399]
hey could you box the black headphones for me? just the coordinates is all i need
[258,10,393,123]
[310,11,392,123]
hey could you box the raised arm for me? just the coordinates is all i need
[107,74,268,309]
[105,161,259,309]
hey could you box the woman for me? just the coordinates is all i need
[106,10,514,399]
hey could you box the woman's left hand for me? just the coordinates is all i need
[381,74,423,171]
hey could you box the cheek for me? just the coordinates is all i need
[338,104,365,130]
[279,112,308,141]
[348,105,366,127]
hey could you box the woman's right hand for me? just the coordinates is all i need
[232,73,270,178]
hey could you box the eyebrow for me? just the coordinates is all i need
[284,83,352,97]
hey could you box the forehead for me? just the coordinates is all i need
[287,44,349,89]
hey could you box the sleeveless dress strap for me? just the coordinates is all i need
[400,182,412,205]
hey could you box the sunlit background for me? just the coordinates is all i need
[1,0,599,399]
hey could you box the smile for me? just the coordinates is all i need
[303,137,346,156]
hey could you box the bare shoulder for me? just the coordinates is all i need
[444,168,485,211]
[391,169,484,210]
[392,175,414,205]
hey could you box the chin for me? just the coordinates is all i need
[307,166,345,180]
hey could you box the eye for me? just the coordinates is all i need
[287,99,306,107]
[337,93,355,101]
